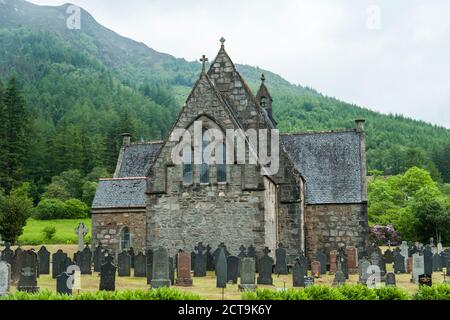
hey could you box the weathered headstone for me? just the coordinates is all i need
[176,251,192,287]
[134,252,146,277]
[169,256,175,285]
[297,252,308,278]
[423,247,433,276]
[400,241,409,270]
[52,250,68,279]
[213,243,230,272]
[315,251,327,275]
[239,258,256,291]
[194,242,207,277]
[0,261,11,296]
[37,246,50,275]
[11,247,23,283]
[0,243,14,266]
[432,253,443,272]
[304,277,315,287]
[118,251,131,277]
[274,243,288,275]
[418,274,432,287]
[358,258,371,284]
[238,245,247,259]
[56,272,72,295]
[257,248,273,285]
[293,258,306,287]
[407,257,413,273]
[151,247,171,288]
[332,270,346,287]
[247,245,258,273]
[93,244,104,272]
[99,255,116,291]
[329,250,337,274]
[311,260,321,278]
[227,256,239,284]
[190,251,195,271]
[128,247,135,268]
[17,250,39,293]
[437,242,443,255]
[393,251,406,274]
[206,245,214,271]
[79,246,92,275]
[346,246,358,274]
[216,248,227,288]
[337,247,349,279]
[412,253,425,284]
[383,249,394,264]
[385,272,396,287]
[75,223,89,252]
[447,260,450,277]
[146,249,154,284]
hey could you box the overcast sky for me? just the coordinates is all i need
[28,0,450,128]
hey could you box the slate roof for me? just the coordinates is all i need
[117,142,162,178]
[281,130,364,205]
[91,178,147,209]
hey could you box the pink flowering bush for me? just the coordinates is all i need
[369,224,401,246]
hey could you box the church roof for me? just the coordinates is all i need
[281,130,364,205]
[92,177,147,209]
[116,142,163,178]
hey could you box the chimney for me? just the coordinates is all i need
[121,133,132,146]
[355,119,366,133]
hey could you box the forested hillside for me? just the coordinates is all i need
[0,0,449,205]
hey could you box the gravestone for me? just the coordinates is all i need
[17,250,39,293]
[146,249,154,284]
[432,253,443,272]
[239,258,256,292]
[93,245,104,272]
[12,247,23,283]
[128,247,135,268]
[346,246,358,274]
[118,251,131,277]
[194,242,207,277]
[99,255,116,291]
[370,252,383,273]
[56,272,72,295]
[52,250,68,279]
[0,243,14,266]
[151,247,171,288]
[412,253,425,284]
[337,247,349,279]
[190,251,195,271]
[297,252,308,278]
[332,270,346,287]
[134,252,146,277]
[418,274,432,287]
[329,250,337,274]
[257,248,273,285]
[311,260,321,278]
[216,248,227,289]
[423,247,433,276]
[206,245,214,271]
[293,258,306,287]
[400,241,409,270]
[213,243,230,272]
[75,223,89,252]
[79,246,92,275]
[238,245,247,259]
[385,272,396,287]
[227,256,239,284]
[274,243,288,275]
[176,251,192,287]
[0,261,11,296]
[247,245,258,273]
[169,257,175,285]
[407,257,413,273]
[447,260,450,277]
[383,249,394,264]
[437,242,443,255]
[315,251,327,275]
[37,246,50,275]
[358,258,371,285]
[304,277,315,288]
[393,252,406,274]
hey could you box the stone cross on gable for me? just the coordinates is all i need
[220,37,226,47]
[75,223,89,251]
[200,55,208,73]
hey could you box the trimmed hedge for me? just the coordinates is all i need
[1,288,203,301]
[242,284,449,301]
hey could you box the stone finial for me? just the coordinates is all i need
[121,133,132,146]
[220,37,226,47]
[355,119,365,132]
[200,55,209,73]
[261,74,266,83]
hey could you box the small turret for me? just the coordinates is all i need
[256,74,277,127]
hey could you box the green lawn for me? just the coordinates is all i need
[18,218,91,245]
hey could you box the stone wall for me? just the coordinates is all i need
[91,210,146,253]
[304,203,369,262]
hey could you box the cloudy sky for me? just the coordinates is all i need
[29,0,450,128]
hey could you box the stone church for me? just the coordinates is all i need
[92,39,369,262]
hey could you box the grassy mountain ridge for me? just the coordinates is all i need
[0,0,449,186]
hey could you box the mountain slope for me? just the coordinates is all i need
[0,0,449,184]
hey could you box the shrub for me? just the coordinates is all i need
[337,284,378,300]
[63,199,89,219]
[413,284,450,300]
[33,199,66,220]
[41,226,56,241]
[304,285,345,300]
[375,287,410,300]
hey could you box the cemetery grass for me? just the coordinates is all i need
[8,245,447,300]
[18,219,92,245]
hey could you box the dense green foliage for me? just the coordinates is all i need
[1,288,203,300]
[242,284,448,300]
[368,167,450,244]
